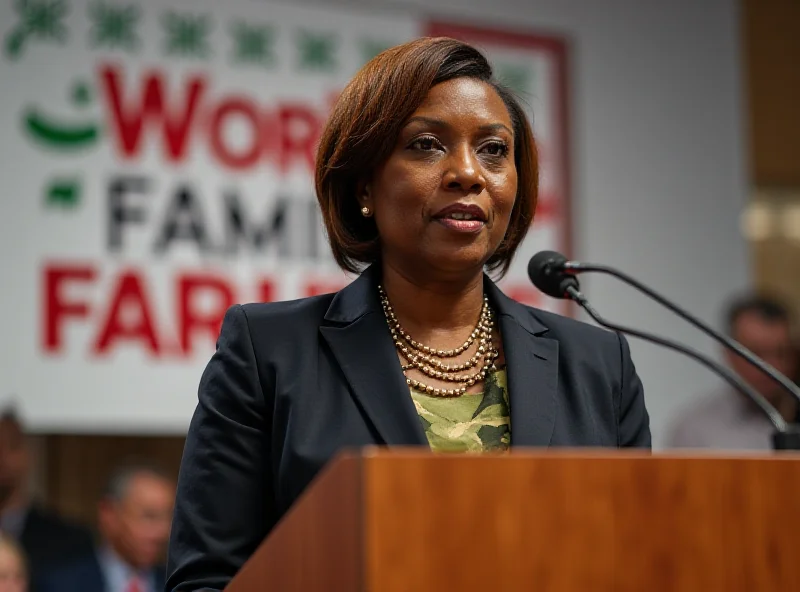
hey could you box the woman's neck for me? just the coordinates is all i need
[380,259,486,346]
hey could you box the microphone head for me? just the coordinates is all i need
[528,251,580,300]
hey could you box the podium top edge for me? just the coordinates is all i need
[339,446,800,463]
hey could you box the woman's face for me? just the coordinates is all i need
[363,77,518,280]
[0,547,26,592]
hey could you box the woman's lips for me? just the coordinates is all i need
[434,217,485,233]
[432,203,487,234]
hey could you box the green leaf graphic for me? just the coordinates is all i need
[4,0,69,61]
[89,1,141,51]
[297,30,338,72]
[230,22,275,66]
[163,11,212,58]
[46,178,81,208]
[25,109,99,148]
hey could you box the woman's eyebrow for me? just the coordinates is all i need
[403,115,447,129]
[403,116,512,136]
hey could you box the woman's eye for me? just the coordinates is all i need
[483,141,510,157]
[410,136,442,151]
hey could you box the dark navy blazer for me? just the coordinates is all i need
[166,264,651,591]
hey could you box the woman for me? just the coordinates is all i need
[166,37,650,590]
[0,535,27,592]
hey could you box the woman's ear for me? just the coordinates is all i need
[357,180,375,217]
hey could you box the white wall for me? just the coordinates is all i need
[282,0,751,448]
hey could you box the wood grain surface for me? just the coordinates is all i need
[228,449,800,591]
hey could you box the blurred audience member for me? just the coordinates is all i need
[667,295,798,450]
[0,535,28,592]
[0,410,93,576]
[38,462,174,592]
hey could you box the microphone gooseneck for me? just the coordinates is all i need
[562,285,787,433]
[561,259,800,408]
[527,251,800,449]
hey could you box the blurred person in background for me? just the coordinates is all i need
[38,462,174,592]
[0,410,93,579]
[666,295,798,450]
[0,535,28,592]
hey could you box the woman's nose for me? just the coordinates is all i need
[442,147,486,194]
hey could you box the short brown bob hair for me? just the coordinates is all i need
[315,37,538,277]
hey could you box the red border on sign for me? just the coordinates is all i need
[424,21,573,262]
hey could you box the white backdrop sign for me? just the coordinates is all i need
[0,0,569,432]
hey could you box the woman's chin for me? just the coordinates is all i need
[420,248,494,277]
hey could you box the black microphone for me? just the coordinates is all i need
[528,250,800,450]
[527,251,578,299]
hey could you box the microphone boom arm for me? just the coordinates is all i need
[564,261,800,407]
[565,286,788,433]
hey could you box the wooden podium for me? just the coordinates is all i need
[226,449,800,591]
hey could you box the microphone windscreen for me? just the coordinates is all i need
[527,251,577,299]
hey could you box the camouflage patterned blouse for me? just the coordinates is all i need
[410,369,511,452]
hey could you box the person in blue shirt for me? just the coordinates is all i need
[38,462,174,592]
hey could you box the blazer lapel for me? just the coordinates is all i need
[319,265,428,446]
[486,278,559,447]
